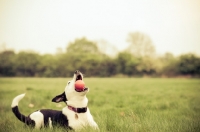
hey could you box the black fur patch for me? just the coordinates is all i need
[12,106,35,127]
[39,109,70,128]
[52,92,67,103]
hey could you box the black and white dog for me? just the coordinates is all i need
[11,70,98,130]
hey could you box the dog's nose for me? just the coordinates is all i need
[75,70,80,74]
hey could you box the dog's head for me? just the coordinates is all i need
[52,70,89,107]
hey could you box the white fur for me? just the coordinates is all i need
[30,111,44,129]
[65,73,89,107]
[61,72,99,130]
[49,117,52,129]
[11,93,25,108]
[62,107,98,131]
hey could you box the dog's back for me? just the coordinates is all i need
[39,109,69,127]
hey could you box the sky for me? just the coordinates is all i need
[0,0,200,56]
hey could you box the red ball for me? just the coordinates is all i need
[75,80,85,90]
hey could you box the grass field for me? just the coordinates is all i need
[0,78,200,132]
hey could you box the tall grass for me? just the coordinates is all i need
[0,78,199,132]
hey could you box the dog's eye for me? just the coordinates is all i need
[68,81,71,84]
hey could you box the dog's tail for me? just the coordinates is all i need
[11,93,27,123]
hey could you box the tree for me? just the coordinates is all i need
[37,54,57,77]
[66,37,100,54]
[126,32,156,57]
[14,52,40,76]
[0,50,16,76]
[160,53,179,76]
[116,52,138,76]
[96,39,118,57]
[136,57,157,76]
[177,54,200,76]
[64,37,108,77]
[98,58,118,77]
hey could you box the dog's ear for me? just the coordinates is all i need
[52,92,67,103]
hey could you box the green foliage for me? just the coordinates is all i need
[37,54,57,77]
[0,78,199,132]
[0,50,15,76]
[126,32,156,57]
[159,53,178,76]
[0,38,200,77]
[136,57,157,76]
[177,54,200,76]
[98,58,118,77]
[160,53,200,77]
[115,52,138,76]
[14,52,41,76]
[66,37,100,54]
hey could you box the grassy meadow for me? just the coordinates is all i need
[0,77,200,132]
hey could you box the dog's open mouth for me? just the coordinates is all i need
[75,71,87,92]
[75,87,88,92]
[76,74,82,81]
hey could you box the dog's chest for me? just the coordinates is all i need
[62,107,94,130]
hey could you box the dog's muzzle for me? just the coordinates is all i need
[75,87,88,92]
[74,70,88,92]
[75,70,83,81]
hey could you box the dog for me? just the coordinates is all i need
[11,70,99,130]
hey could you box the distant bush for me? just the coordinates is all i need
[0,39,199,77]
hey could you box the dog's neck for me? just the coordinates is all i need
[68,105,87,113]
[66,96,88,107]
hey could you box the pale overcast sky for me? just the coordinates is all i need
[0,0,200,55]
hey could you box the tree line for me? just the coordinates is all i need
[0,36,200,77]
